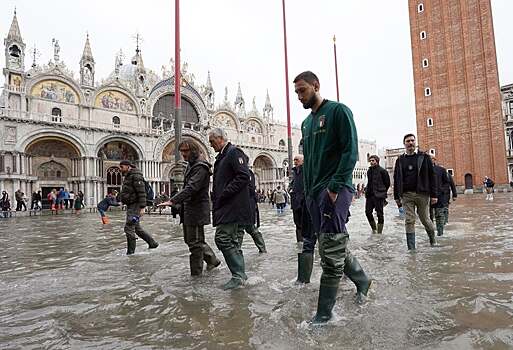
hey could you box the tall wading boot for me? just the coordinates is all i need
[221,248,248,290]
[377,223,384,234]
[406,233,416,250]
[136,230,159,249]
[427,231,436,247]
[126,234,136,255]
[311,275,340,325]
[344,254,372,304]
[367,217,377,234]
[250,231,267,253]
[296,252,314,284]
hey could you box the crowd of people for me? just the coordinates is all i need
[0,70,505,327]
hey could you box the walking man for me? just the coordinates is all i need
[294,71,372,324]
[237,153,267,253]
[160,140,221,275]
[445,171,457,224]
[119,160,159,255]
[365,155,390,234]
[393,134,438,250]
[290,154,305,242]
[429,156,451,237]
[209,128,252,289]
[15,189,26,211]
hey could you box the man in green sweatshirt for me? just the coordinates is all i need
[294,71,372,325]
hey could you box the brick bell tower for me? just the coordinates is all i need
[408,0,508,191]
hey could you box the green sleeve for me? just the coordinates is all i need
[328,105,358,193]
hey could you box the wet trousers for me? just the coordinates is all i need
[183,225,220,275]
[365,195,385,228]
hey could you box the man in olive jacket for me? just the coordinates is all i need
[393,134,438,250]
[209,128,252,290]
[160,140,221,275]
[119,160,158,255]
[365,155,390,234]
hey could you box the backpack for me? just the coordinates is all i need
[144,180,154,206]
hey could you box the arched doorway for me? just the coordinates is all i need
[26,137,81,208]
[464,173,473,190]
[253,154,275,191]
[152,95,200,130]
[98,140,140,197]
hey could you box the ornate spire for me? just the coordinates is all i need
[234,82,244,105]
[81,33,94,62]
[6,8,23,43]
[206,71,213,90]
[80,33,95,87]
[263,89,274,120]
[202,71,215,110]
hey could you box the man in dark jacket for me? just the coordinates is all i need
[119,160,158,255]
[429,156,452,237]
[365,155,390,234]
[209,128,252,290]
[290,154,305,242]
[445,172,457,224]
[236,153,267,253]
[160,140,221,276]
[393,134,438,250]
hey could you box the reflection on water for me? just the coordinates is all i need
[1,194,512,349]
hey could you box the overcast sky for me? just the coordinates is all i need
[1,0,513,149]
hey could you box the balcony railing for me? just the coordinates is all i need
[0,107,158,135]
[5,85,26,93]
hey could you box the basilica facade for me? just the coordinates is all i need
[0,12,371,207]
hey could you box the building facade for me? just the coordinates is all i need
[0,12,369,207]
[408,0,508,192]
[500,84,513,183]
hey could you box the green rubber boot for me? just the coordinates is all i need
[250,228,267,253]
[344,254,372,304]
[377,223,384,234]
[310,276,339,325]
[297,252,314,284]
[221,248,248,290]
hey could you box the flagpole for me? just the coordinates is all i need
[281,0,293,180]
[174,0,182,164]
[333,35,340,102]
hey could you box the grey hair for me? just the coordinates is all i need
[208,128,228,140]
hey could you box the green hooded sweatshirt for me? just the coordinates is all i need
[301,100,358,199]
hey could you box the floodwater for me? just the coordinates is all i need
[1,193,512,350]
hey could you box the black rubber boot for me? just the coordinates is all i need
[136,231,159,249]
[406,233,416,250]
[344,254,372,304]
[126,234,136,255]
[310,276,339,325]
[297,252,314,284]
[377,223,384,234]
[221,248,248,290]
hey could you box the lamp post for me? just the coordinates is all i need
[281,0,293,180]
[174,0,182,164]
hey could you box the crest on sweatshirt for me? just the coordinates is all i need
[319,115,326,128]
[238,157,244,164]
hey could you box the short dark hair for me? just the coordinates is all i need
[403,133,416,143]
[369,155,380,163]
[293,71,319,85]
